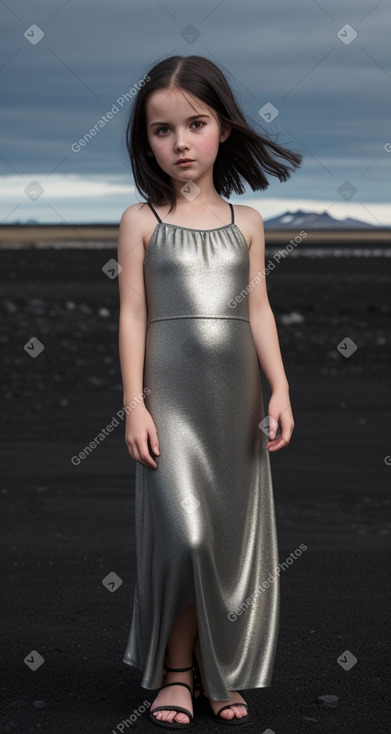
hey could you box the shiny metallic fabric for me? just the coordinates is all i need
[122,201,280,700]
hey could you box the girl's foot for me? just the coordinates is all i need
[207,692,248,721]
[151,656,195,725]
[193,637,248,721]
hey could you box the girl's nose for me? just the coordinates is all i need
[175,135,189,151]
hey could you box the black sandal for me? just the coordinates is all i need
[210,701,250,726]
[192,652,250,726]
[149,661,196,729]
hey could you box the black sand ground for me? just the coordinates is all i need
[1,247,390,733]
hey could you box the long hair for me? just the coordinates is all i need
[124,55,302,213]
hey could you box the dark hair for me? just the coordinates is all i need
[124,55,302,213]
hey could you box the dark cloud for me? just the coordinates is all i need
[0,0,389,222]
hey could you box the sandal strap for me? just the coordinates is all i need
[160,681,193,695]
[163,663,194,673]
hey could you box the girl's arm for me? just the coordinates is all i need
[118,205,148,405]
[117,205,160,468]
[246,208,295,452]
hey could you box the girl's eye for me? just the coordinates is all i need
[156,121,205,135]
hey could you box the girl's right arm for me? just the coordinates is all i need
[117,205,160,469]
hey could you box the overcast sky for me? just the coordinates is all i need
[1,0,390,225]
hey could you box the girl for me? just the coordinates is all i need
[118,55,301,729]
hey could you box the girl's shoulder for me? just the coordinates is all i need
[234,203,264,223]
[119,201,152,233]
[233,204,264,248]
[120,201,150,222]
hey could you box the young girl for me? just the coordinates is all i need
[118,55,301,729]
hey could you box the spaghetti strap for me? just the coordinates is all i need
[228,201,235,224]
[146,201,162,223]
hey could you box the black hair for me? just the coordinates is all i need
[124,55,302,213]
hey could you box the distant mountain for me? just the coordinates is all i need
[5,210,381,229]
[263,210,378,229]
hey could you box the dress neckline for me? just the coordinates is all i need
[144,221,249,262]
[157,221,237,233]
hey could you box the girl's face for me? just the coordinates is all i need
[145,87,230,187]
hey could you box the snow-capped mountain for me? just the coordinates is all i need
[263,210,378,229]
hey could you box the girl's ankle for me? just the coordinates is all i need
[164,652,194,670]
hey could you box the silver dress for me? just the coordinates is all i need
[122,200,280,700]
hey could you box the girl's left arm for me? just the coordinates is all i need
[246,208,295,452]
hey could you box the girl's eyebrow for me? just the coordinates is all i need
[149,114,210,128]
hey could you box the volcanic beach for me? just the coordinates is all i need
[1,228,390,733]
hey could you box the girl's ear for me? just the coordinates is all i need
[219,123,231,144]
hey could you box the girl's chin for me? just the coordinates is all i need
[170,171,200,183]
[172,166,197,175]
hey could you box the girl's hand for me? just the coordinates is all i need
[125,406,160,469]
[265,389,294,452]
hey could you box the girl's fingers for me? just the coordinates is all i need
[149,429,160,456]
[266,417,294,451]
[266,415,280,440]
[139,438,159,468]
[267,436,287,452]
[129,438,159,468]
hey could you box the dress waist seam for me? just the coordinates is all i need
[149,315,250,323]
